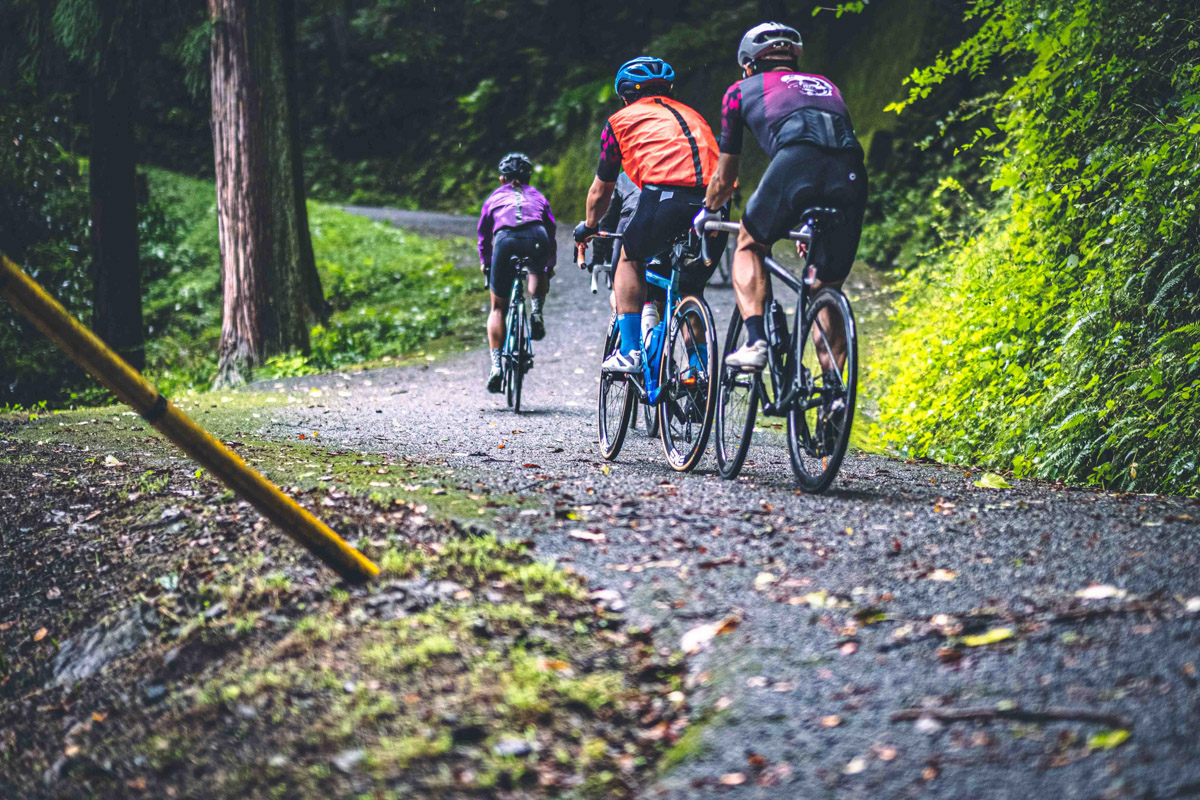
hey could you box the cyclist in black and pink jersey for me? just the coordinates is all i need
[694,21,867,372]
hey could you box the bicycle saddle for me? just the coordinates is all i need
[797,206,844,233]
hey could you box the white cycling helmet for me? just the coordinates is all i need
[738,22,803,69]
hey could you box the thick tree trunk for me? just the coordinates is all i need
[89,22,144,369]
[209,0,324,388]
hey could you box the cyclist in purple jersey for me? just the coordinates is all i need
[695,21,867,372]
[478,152,558,393]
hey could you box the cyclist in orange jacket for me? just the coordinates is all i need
[573,56,727,373]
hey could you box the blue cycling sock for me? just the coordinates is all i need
[743,315,766,345]
[617,313,642,357]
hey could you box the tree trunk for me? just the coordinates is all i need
[209,0,324,389]
[89,12,144,369]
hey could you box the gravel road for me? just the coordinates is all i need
[296,207,1200,799]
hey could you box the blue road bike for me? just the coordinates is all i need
[578,232,718,472]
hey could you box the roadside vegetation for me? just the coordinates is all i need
[866,0,1200,495]
[0,425,686,798]
[1,160,481,409]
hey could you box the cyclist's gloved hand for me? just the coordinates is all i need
[573,220,598,243]
[692,206,721,238]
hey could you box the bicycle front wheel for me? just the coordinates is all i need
[787,288,858,493]
[715,308,758,480]
[659,296,717,472]
[597,317,634,460]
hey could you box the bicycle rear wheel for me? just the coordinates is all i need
[512,311,526,413]
[597,317,634,460]
[715,308,758,479]
[659,296,717,472]
[787,288,857,493]
[504,306,517,409]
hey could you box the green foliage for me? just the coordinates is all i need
[872,0,1200,494]
[2,166,481,407]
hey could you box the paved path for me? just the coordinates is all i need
[308,208,1200,799]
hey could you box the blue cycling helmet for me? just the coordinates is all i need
[614,56,675,100]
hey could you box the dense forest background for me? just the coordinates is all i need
[2,0,1198,494]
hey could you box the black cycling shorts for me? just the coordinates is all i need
[621,184,728,299]
[489,224,550,296]
[742,143,867,283]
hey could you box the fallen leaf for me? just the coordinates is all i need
[936,647,963,663]
[453,589,472,601]
[840,642,858,655]
[102,455,125,468]
[92,711,108,723]
[522,463,540,469]
[537,658,571,672]
[974,472,1012,489]
[746,752,767,768]
[568,530,606,543]
[961,627,1013,647]
[922,765,939,781]
[844,756,867,775]
[714,696,732,711]
[878,746,897,761]
[928,569,957,582]
[746,676,768,688]
[1181,597,1200,613]
[33,627,47,642]
[757,761,793,786]
[821,715,842,727]
[1087,729,1130,751]
[680,616,739,654]
[1075,584,1126,600]
[64,745,81,757]
[46,587,61,600]
[753,572,777,591]
[719,773,746,786]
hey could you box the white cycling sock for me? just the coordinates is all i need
[531,297,544,315]
[490,348,502,370]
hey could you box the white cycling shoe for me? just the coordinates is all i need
[602,350,642,373]
[725,340,769,372]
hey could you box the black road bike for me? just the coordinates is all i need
[702,207,858,493]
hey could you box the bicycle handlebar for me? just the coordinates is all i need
[699,220,810,265]
[575,231,624,272]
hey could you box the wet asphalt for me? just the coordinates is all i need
[255,207,1200,799]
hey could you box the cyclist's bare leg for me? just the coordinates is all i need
[487,291,508,350]
[613,246,646,316]
[809,278,846,374]
[527,272,548,301]
[732,224,771,319]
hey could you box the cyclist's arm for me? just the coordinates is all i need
[704,82,744,212]
[705,153,739,211]
[541,200,558,271]
[477,199,494,270]
[585,122,622,226]
[585,177,616,228]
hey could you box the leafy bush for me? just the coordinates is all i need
[871,0,1200,494]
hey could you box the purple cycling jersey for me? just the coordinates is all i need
[720,71,861,159]
[477,182,558,271]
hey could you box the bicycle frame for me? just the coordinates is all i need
[701,216,828,417]
[503,259,532,374]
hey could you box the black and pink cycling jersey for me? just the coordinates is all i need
[720,71,861,159]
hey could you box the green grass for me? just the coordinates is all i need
[72,168,482,403]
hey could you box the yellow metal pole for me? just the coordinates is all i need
[1,253,379,583]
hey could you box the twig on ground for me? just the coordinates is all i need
[891,706,1132,729]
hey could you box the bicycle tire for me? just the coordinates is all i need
[715,308,759,480]
[659,296,717,472]
[513,311,526,413]
[597,316,634,460]
[787,288,857,493]
[504,304,517,409]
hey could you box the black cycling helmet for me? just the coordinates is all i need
[738,22,802,71]
[614,56,676,101]
[498,152,533,181]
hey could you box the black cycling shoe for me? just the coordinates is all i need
[487,369,503,394]
[530,312,546,341]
